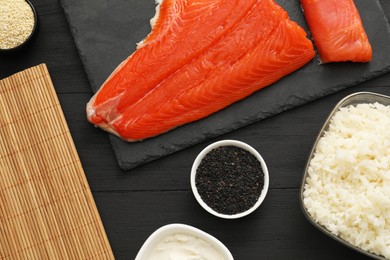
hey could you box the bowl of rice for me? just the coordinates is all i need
[300,92,390,259]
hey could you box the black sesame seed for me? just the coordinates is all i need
[195,145,265,215]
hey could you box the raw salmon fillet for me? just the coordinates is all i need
[300,0,372,63]
[87,0,315,141]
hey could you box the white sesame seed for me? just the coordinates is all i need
[0,0,35,49]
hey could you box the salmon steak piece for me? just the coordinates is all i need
[86,0,315,141]
[300,0,372,63]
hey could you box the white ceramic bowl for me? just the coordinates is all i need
[191,140,269,219]
[135,223,234,260]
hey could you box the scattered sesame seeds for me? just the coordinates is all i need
[0,0,35,50]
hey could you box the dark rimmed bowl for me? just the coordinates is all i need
[0,0,38,52]
[300,92,390,260]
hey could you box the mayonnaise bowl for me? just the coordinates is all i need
[135,223,234,260]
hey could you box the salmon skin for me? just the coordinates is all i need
[300,0,372,63]
[86,0,315,142]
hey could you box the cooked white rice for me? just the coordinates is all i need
[303,102,390,258]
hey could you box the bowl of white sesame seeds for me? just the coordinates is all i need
[0,0,38,51]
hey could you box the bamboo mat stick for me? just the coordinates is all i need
[0,64,114,259]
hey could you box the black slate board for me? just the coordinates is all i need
[60,0,390,170]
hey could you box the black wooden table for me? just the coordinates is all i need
[1,1,390,259]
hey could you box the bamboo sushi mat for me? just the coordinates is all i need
[0,64,114,259]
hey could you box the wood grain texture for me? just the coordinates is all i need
[0,0,389,259]
[93,190,370,259]
[0,65,113,259]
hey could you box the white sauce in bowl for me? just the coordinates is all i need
[146,233,225,260]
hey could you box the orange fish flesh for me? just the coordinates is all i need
[87,0,315,141]
[300,0,372,63]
